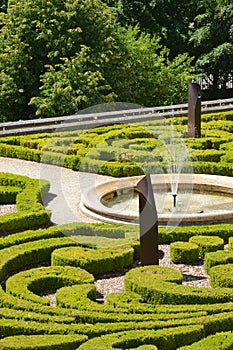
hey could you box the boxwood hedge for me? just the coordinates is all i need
[0,110,232,348]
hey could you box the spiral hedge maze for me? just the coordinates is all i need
[0,173,233,348]
[0,110,232,348]
[0,111,232,177]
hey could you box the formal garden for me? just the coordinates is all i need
[0,109,232,349]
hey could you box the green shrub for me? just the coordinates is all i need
[0,143,42,162]
[78,326,204,350]
[192,161,233,176]
[229,237,233,250]
[220,141,233,151]
[52,246,134,275]
[0,209,51,234]
[170,241,199,264]
[209,264,233,288]
[59,222,127,239]
[158,224,233,244]
[178,331,233,350]
[190,149,224,162]
[6,266,94,305]
[0,334,88,350]
[0,186,21,203]
[99,161,144,177]
[124,266,233,305]
[189,235,224,257]
[204,250,233,273]
[0,173,51,233]
[0,237,76,281]
[221,151,233,163]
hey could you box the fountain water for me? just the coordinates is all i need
[159,123,192,212]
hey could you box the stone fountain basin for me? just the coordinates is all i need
[80,174,233,225]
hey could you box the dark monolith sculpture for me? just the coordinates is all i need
[137,174,159,265]
[188,82,201,138]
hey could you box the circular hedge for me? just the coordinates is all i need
[51,246,134,275]
[170,241,199,264]
[209,264,233,288]
[189,235,224,257]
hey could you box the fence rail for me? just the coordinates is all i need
[0,98,233,137]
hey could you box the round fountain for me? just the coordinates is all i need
[80,174,233,225]
[80,116,232,226]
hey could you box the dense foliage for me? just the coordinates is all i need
[1,0,232,122]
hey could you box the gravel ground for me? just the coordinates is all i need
[0,204,17,216]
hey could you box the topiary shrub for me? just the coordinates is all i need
[52,246,134,275]
[204,250,233,274]
[228,237,233,250]
[178,331,233,350]
[189,235,224,257]
[6,265,94,305]
[209,264,233,288]
[0,334,88,349]
[170,242,199,264]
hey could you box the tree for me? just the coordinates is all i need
[1,0,197,121]
[189,0,233,93]
[0,0,118,120]
[30,46,116,117]
[114,0,198,58]
[106,26,195,107]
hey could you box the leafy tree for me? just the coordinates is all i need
[30,46,116,117]
[1,0,196,121]
[189,0,233,93]
[0,0,118,120]
[106,26,195,107]
[115,0,198,58]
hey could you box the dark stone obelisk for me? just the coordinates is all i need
[188,82,201,138]
[137,174,159,266]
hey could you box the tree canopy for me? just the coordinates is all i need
[0,0,232,121]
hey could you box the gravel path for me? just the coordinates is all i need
[0,156,109,224]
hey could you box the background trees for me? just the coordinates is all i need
[189,0,233,98]
[1,0,232,121]
[0,0,119,120]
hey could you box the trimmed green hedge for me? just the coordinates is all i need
[0,186,21,203]
[209,264,233,288]
[6,266,94,305]
[0,173,51,233]
[0,109,232,349]
[0,110,232,178]
[189,235,224,257]
[0,334,88,349]
[124,266,233,305]
[0,237,77,281]
[178,331,233,350]
[78,326,204,350]
[170,241,199,264]
[204,250,233,274]
[159,224,233,244]
[52,246,134,275]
